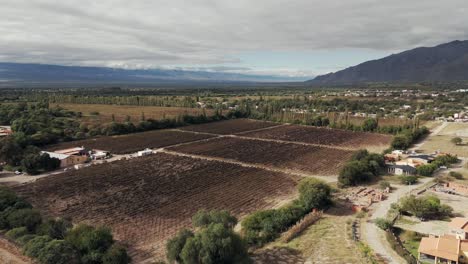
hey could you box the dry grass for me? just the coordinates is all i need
[418,135,468,157]
[258,207,368,264]
[51,103,214,124]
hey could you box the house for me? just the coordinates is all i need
[387,164,416,176]
[449,218,468,240]
[419,234,468,264]
[41,151,88,168]
[418,218,468,264]
[90,149,110,160]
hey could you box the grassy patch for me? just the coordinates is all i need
[396,228,423,259]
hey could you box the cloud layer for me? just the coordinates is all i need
[1,0,468,76]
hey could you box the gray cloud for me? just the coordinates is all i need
[1,0,468,75]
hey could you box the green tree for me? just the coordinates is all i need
[38,240,79,264]
[362,118,378,132]
[102,244,131,264]
[192,210,237,229]
[451,137,463,145]
[167,229,194,264]
[298,178,332,210]
[6,208,42,231]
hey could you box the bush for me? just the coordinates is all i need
[379,181,391,190]
[37,239,79,264]
[167,211,249,264]
[400,195,453,220]
[416,164,437,176]
[6,208,42,231]
[37,218,72,239]
[375,218,393,230]
[449,171,463,179]
[451,137,462,145]
[6,226,29,241]
[400,176,418,185]
[66,224,114,255]
[102,244,131,264]
[192,210,237,229]
[298,178,332,210]
[338,150,385,186]
[24,235,53,258]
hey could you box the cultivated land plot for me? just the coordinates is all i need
[14,153,298,262]
[51,103,214,124]
[179,118,280,135]
[241,124,393,152]
[47,129,215,154]
[168,136,356,176]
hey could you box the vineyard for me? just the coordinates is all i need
[14,153,298,262]
[168,136,356,176]
[47,129,215,154]
[15,118,394,262]
[179,118,280,134]
[241,124,392,152]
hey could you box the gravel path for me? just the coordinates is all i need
[362,178,433,264]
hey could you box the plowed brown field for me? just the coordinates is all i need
[179,118,280,134]
[47,130,215,154]
[14,153,298,262]
[241,124,392,152]
[169,136,356,176]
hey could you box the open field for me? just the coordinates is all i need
[51,103,214,124]
[179,118,281,134]
[14,153,298,262]
[419,135,468,157]
[47,129,215,154]
[438,122,468,137]
[241,124,393,152]
[253,205,369,264]
[168,136,356,176]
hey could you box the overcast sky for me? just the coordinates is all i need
[1,0,468,78]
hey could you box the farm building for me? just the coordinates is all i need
[387,164,416,176]
[41,151,88,168]
[137,148,153,157]
[418,218,468,264]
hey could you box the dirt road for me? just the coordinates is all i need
[362,178,433,264]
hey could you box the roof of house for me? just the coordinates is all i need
[408,154,434,161]
[449,217,468,231]
[41,151,70,160]
[418,235,461,262]
[54,147,85,155]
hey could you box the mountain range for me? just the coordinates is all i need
[0,63,305,87]
[309,40,468,84]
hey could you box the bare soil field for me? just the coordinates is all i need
[179,118,280,135]
[47,129,215,154]
[51,103,214,124]
[14,153,298,262]
[168,136,356,176]
[241,124,392,152]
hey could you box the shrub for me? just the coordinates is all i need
[416,164,437,176]
[298,178,332,210]
[6,226,29,241]
[400,176,418,185]
[449,171,463,179]
[38,239,79,264]
[451,137,462,145]
[167,211,249,264]
[338,150,385,186]
[375,218,393,230]
[6,208,42,231]
[102,244,131,264]
[192,210,237,229]
[379,181,391,190]
[24,235,53,258]
[16,234,36,246]
[400,195,453,220]
[37,218,72,239]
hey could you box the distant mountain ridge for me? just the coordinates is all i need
[309,40,468,84]
[0,62,305,87]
